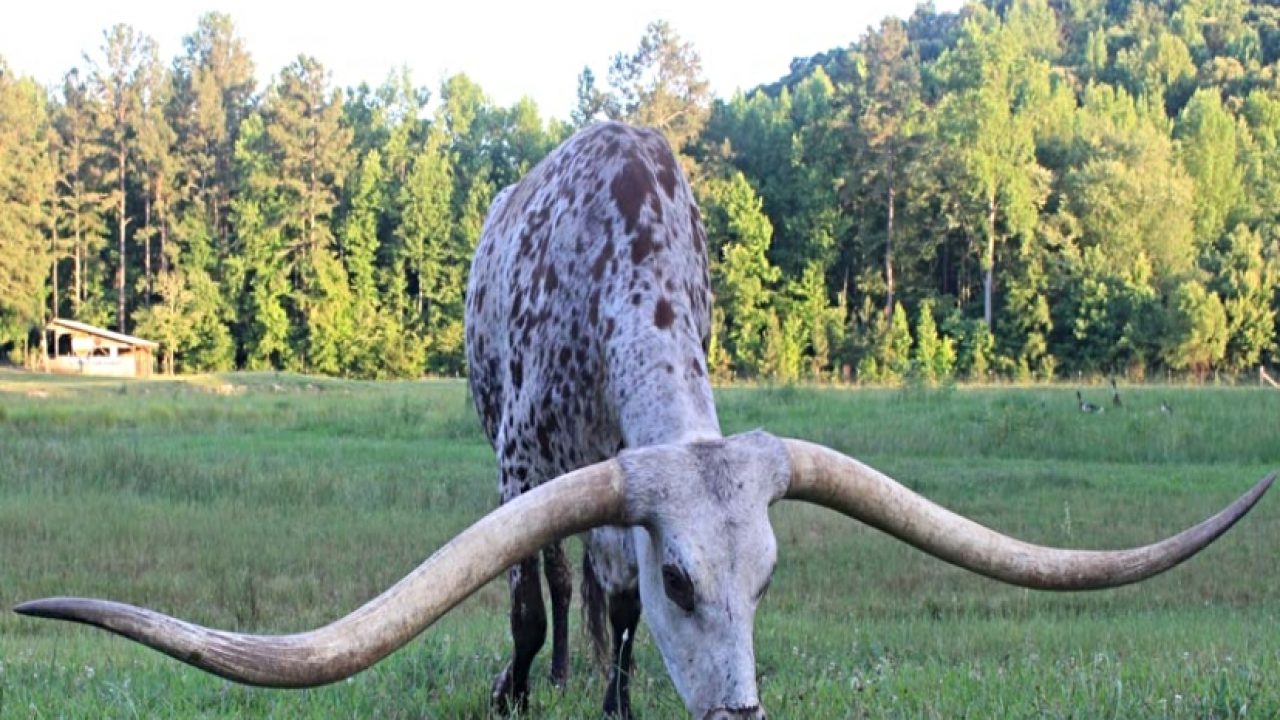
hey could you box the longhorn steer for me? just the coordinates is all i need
[16,123,1275,720]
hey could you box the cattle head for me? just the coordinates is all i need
[15,432,1273,718]
[621,433,788,718]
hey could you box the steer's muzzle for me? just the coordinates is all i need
[702,706,766,720]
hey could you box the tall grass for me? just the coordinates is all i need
[1,372,1277,718]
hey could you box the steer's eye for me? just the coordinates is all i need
[661,563,696,612]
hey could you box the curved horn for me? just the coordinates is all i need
[14,460,625,687]
[782,439,1273,590]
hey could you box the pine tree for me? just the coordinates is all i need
[861,17,923,315]
[264,55,354,371]
[52,70,111,323]
[87,24,150,333]
[887,302,913,380]
[605,20,711,157]
[167,12,254,370]
[171,12,255,253]
[340,149,387,376]
[0,59,55,357]
[913,300,941,385]
[395,123,453,369]
[133,41,175,310]
[701,171,779,377]
[232,112,290,369]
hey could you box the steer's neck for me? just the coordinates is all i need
[608,335,721,449]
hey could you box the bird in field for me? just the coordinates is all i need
[1077,390,1104,414]
[1160,399,1174,415]
[1110,378,1122,408]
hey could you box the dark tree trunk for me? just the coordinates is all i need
[884,174,896,317]
[50,223,59,320]
[117,149,127,333]
[144,194,152,307]
[984,196,997,330]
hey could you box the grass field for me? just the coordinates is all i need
[1,370,1277,719]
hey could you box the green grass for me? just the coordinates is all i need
[1,370,1278,718]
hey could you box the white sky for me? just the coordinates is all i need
[1,1,963,120]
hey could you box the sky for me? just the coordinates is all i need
[1,1,964,120]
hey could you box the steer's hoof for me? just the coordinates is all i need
[491,663,528,715]
[549,662,568,690]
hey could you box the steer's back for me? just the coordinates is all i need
[465,122,718,493]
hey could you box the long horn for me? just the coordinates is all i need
[15,460,625,687]
[783,439,1273,590]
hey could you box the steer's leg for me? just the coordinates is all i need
[492,555,547,714]
[543,540,572,688]
[492,460,548,715]
[602,587,641,719]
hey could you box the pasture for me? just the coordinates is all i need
[1,371,1277,718]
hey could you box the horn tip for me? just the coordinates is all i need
[15,598,68,619]
[14,597,100,622]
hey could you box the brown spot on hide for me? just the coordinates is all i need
[631,225,654,265]
[592,240,614,280]
[610,153,653,233]
[655,164,677,200]
[654,297,675,329]
[510,358,524,390]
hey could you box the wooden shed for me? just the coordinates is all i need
[44,318,157,378]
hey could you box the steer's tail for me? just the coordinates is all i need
[580,546,609,671]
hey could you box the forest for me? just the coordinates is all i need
[1,0,1279,382]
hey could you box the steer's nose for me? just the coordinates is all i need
[703,707,766,720]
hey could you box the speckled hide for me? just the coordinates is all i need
[465,122,722,712]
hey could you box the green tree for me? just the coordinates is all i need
[1177,88,1245,247]
[0,60,54,356]
[53,69,111,322]
[133,41,175,309]
[167,12,255,370]
[87,24,151,333]
[934,6,1051,329]
[790,262,841,379]
[262,56,354,371]
[701,171,779,377]
[605,20,711,157]
[1162,279,1228,377]
[232,112,290,369]
[171,12,256,252]
[1204,224,1278,372]
[912,300,941,384]
[860,18,924,315]
[886,302,913,380]
[571,66,609,129]
[339,149,390,376]
[132,267,194,373]
[395,123,453,369]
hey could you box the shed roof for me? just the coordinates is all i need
[47,318,159,349]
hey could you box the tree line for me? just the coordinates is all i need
[2,1,1279,382]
